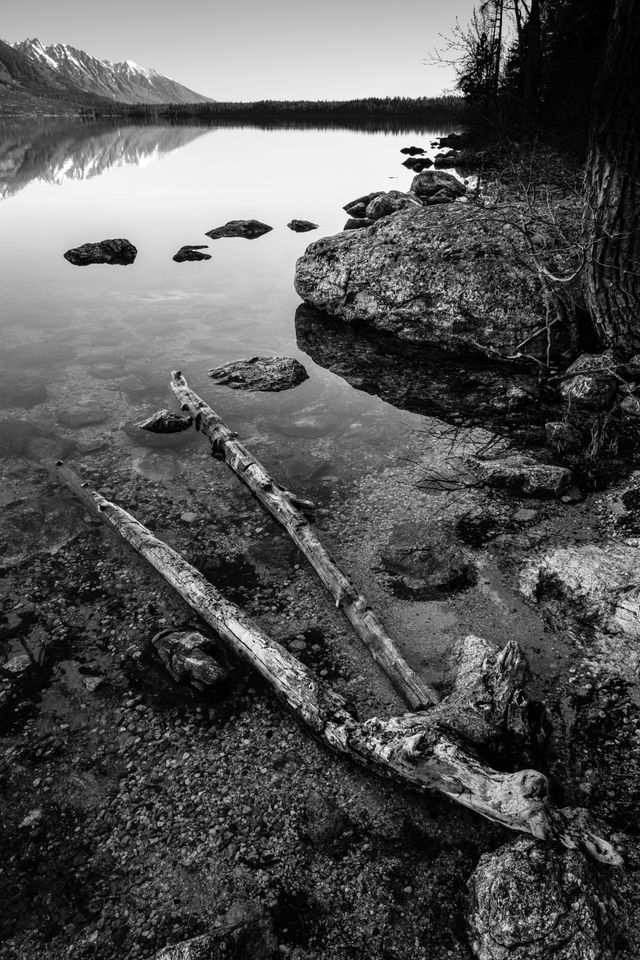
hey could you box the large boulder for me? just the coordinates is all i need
[468,837,614,959]
[63,238,137,266]
[294,204,560,357]
[208,356,308,391]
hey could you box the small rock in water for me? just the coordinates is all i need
[206,219,273,240]
[138,409,193,434]
[208,356,309,392]
[402,157,433,171]
[63,238,137,266]
[173,245,211,262]
[287,219,319,232]
[57,405,109,428]
[400,145,425,155]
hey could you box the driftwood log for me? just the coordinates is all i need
[169,370,437,712]
[55,461,621,865]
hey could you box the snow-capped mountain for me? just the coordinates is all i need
[13,38,211,104]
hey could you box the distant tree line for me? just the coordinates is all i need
[443,0,613,150]
[80,95,466,129]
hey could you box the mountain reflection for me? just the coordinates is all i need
[0,121,208,200]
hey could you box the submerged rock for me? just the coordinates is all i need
[365,190,421,221]
[205,219,272,240]
[294,204,558,357]
[138,409,193,434]
[57,405,109,428]
[63,238,137,266]
[173,245,211,262]
[208,356,308,392]
[343,191,384,218]
[380,522,477,599]
[560,353,618,409]
[466,454,572,497]
[287,219,319,232]
[468,837,614,959]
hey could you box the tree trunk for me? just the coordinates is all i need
[583,0,640,355]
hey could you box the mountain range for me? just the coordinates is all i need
[0,37,210,115]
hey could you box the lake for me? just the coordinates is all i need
[0,119,458,501]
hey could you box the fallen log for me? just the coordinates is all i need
[169,370,437,712]
[54,461,621,865]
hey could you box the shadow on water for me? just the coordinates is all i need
[294,303,553,444]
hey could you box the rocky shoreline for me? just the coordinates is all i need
[3,138,640,960]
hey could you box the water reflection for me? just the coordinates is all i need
[0,121,208,200]
[294,304,547,440]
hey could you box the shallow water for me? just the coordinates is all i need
[0,119,457,493]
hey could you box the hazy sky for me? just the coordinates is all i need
[3,0,477,100]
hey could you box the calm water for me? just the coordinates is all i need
[0,120,457,493]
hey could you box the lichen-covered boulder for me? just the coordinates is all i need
[294,204,557,357]
[63,238,137,266]
[208,356,308,391]
[468,837,614,959]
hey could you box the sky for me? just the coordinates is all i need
[3,0,477,101]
